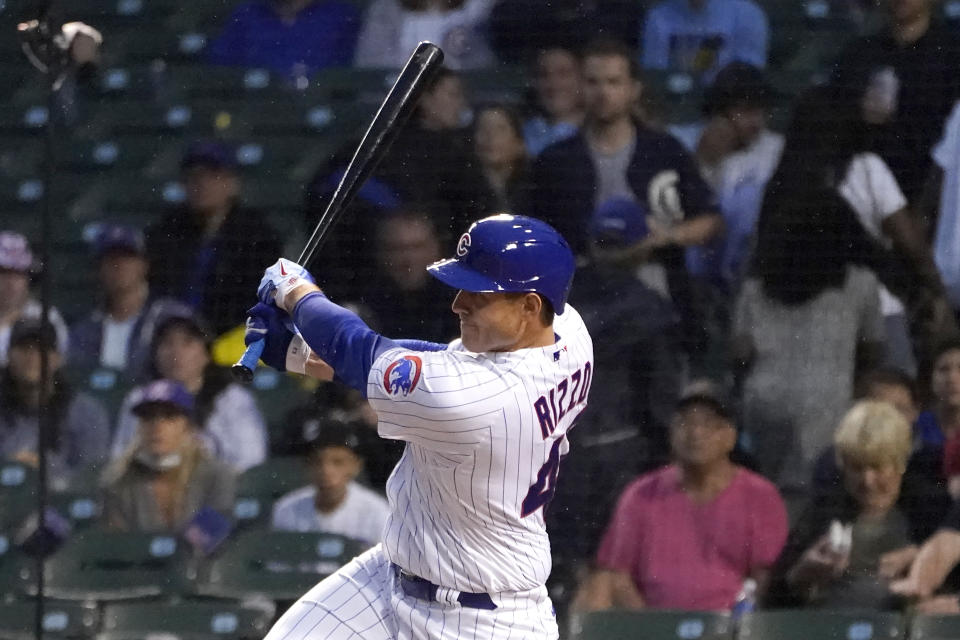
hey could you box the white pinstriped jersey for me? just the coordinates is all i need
[366,306,594,594]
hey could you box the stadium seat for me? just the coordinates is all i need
[233,456,307,527]
[910,614,960,640]
[0,533,34,598]
[97,600,274,640]
[571,610,733,640]
[48,492,102,530]
[0,461,38,531]
[0,600,99,640]
[61,366,136,427]
[194,530,368,601]
[739,610,906,640]
[40,530,195,601]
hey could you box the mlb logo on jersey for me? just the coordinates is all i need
[383,355,423,397]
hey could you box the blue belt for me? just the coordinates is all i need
[391,564,497,610]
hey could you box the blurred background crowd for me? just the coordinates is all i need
[3,0,960,637]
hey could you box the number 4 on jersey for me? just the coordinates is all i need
[521,436,565,517]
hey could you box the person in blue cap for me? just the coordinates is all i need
[144,140,281,335]
[70,224,192,380]
[102,379,236,532]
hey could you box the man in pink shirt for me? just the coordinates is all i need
[573,381,788,611]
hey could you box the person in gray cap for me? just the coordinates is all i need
[0,231,69,366]
[271,417,389,547]
[70,224,193,379]
[0,319,110,489]
[102,378,236,532]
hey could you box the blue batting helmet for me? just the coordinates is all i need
[426,214,575,314]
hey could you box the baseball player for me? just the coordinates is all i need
[246,214,593,640]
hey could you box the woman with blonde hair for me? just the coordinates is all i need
[102,380,235,532]
[769,400,950,609]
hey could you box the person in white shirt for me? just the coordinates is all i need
[272,418,389,547]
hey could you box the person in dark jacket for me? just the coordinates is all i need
[70,224,192,380]
[145,140,281,335]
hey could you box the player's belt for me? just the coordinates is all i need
[391,564,497,610]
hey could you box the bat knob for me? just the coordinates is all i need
[231,363,255,383]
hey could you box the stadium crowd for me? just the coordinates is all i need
[3,0,960,636]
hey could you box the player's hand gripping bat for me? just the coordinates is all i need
[232,41,445,382]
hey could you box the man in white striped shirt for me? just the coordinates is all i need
[246,214,593,640]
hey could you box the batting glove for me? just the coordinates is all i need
[244,303,313,374]
[258,258,316,311]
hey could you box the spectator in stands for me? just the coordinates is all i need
[923,101,960,327]
[772,401,950,609]
[669,62,783,292]
[830,0,960,204]
[0,231,68,367]
[813,368,949,511]
[0,319,110,489]
[206,0,360,77]
[356,210,460,342]
[102,379,236,532]
[274,378,406,492]
[914,339,960,451]
[522,46,584,157]
[111,314,267,472]
[640,0,769,79]
[70,224,192,380]
[548,199,685,590]
[488,0,641,65]
[474,103,534,214]
[891,500,960,612]
[271,418,389,546]
[355,0,494,70]
[532,38,722,357]
[368,67,495,237]
[572,382,788,612]
[145,141,281,335]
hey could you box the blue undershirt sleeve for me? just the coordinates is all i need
[394,339,448,352]
[292,292,400,395]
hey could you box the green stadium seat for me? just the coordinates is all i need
[61,366,137,426]
[169,65,282,101]
[97,600,274,640]
[0,600,99,640]
[195,530,368,601]
[641,70,707,125]
[739,610,906,640]
[911,614,960,640]
[0,461,38,531]
[116,30,211,65]
[0,533,34,598]
[40,530,195,601]
[49,492,102,530]
[571,610,733,640]
[233,456,307,526]
[63,136,166,173]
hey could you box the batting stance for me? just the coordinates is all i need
[247,214,593,639]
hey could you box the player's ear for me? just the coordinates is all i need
[521,292,543,319]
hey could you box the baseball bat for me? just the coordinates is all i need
[233,41,445,382]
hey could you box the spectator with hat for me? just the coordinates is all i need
[0,319,110,488]
[70,224,192,380]
[572,381,788,612]
[271,417,389,546]
[0,231,68,366]
[546,198,684,606]
[102,379,236,532]
[145,140,281,335]
[110,314,268,472]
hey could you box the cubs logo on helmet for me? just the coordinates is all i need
[383,355,423,397]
